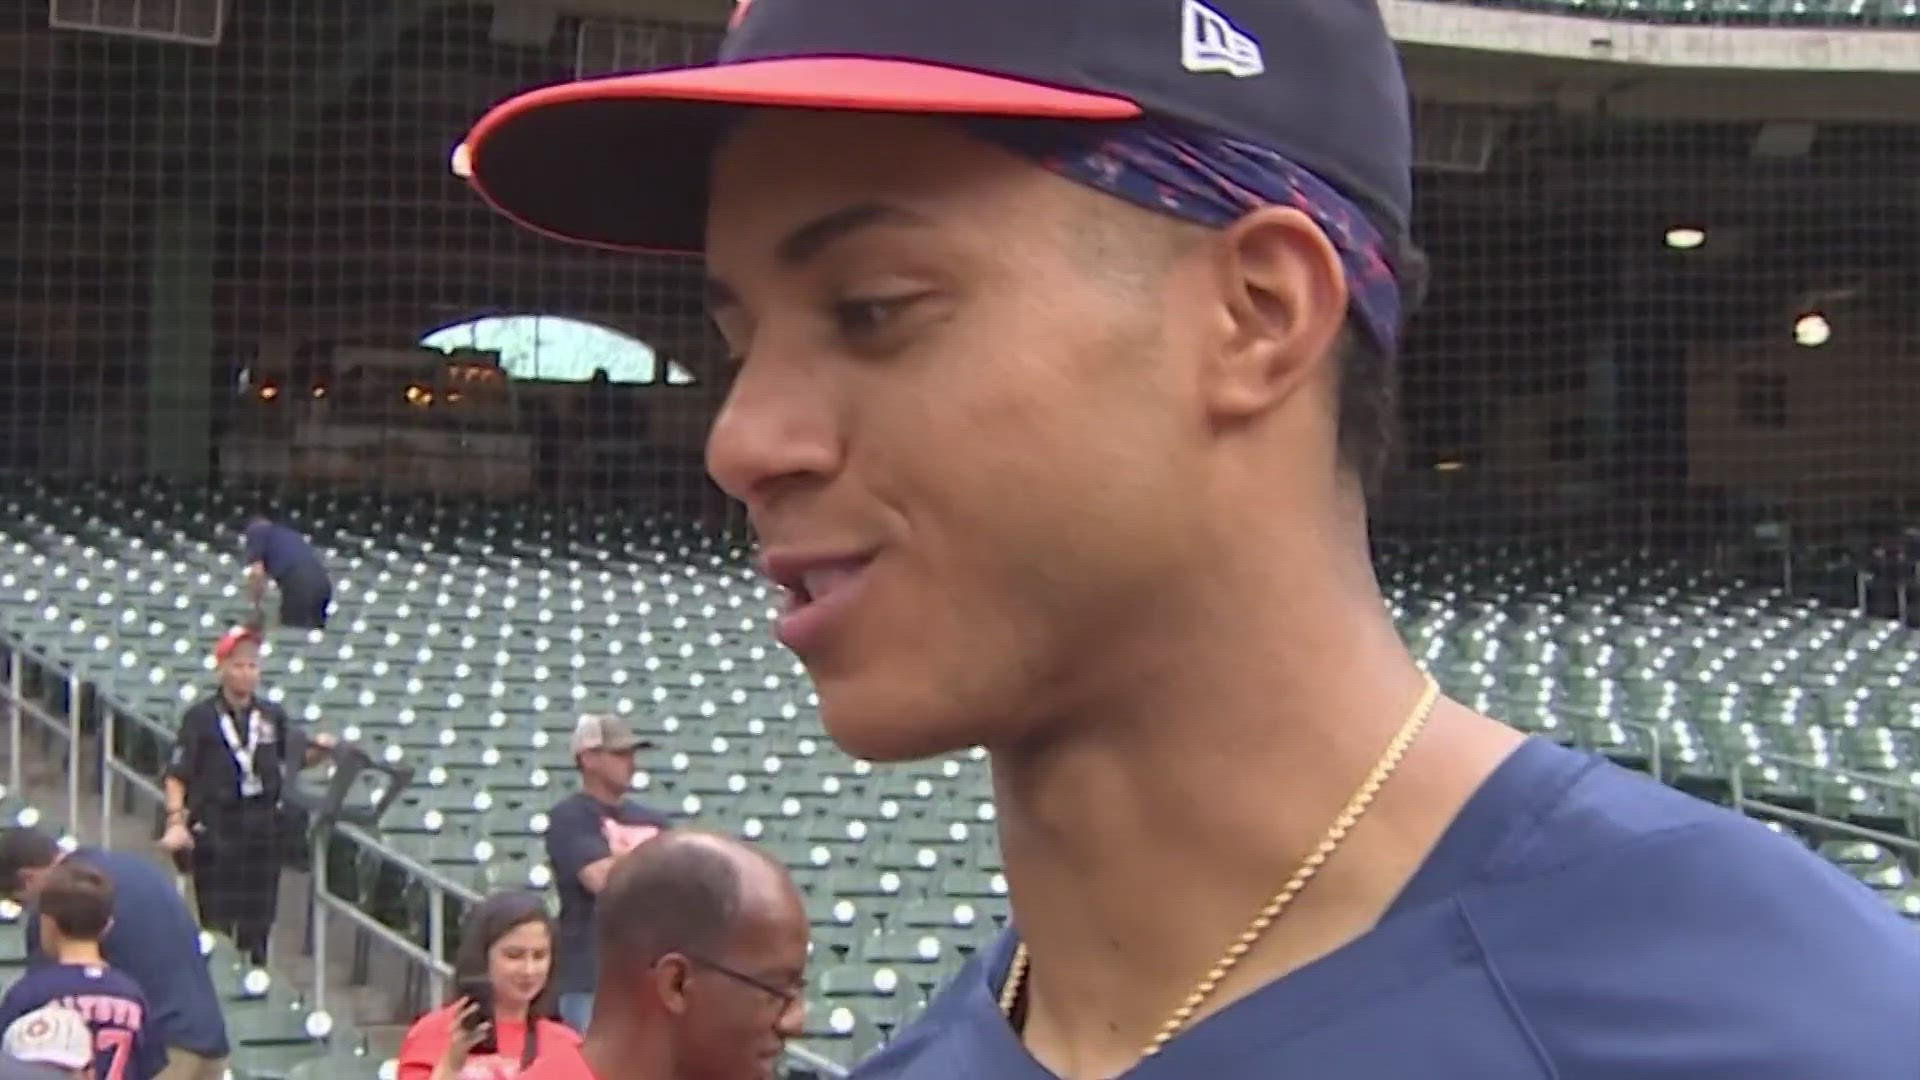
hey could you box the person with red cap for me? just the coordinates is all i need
[160,627,334,967]
[460,0,1920,1076]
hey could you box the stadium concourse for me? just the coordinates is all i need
[0,476,1917,1076]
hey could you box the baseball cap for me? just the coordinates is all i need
[3,1004,92,1071]
[460,0,1413,258]
[213,625,260,662]
[570,714,655,756]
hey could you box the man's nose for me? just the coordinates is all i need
[775,994,807,1038]
[704,355,842,510]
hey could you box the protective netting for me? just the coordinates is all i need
[1,2,1917,1073]
[4,2,730,520]
[3,3,1914,593]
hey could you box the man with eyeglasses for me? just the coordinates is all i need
[519,830,809,1080]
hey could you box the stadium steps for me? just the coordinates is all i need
[0,723,404,1070]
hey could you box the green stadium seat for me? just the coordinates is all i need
[4,478,1919,1070]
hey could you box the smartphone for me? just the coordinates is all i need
[456,977,498,1056]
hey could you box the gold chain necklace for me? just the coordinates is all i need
[997,674,1442,1066]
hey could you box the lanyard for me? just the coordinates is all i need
[217,702,268,798]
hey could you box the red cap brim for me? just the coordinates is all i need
[214,627,259,662]
[462,57,1142,253]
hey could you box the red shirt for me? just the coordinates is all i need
[396,1002,580,1080]
[516,1037,599,1080]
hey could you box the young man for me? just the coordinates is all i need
[0,829,230,1080]
[0,862,168,1080]
[519,831,808,1080]
[1,1005,94,1080]
[543,715,672,1033]
[240,516,332,630]
[460,0,1920,1076]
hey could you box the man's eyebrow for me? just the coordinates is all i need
[775,200,927,266]
[704,200,931,313]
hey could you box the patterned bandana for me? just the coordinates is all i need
[968,117,1404,353]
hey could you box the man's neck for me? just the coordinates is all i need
[581,778,626,807]
[579,1021,672,1080]
[991,543,1525,1079]
[52,941,104,967]
[220,689,253,712]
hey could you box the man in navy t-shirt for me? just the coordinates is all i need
[0,861,168,1080]
[545,714,672,1033]
[459,0,1920,1074]
[241,516,331,630]
[0,830,230,1078]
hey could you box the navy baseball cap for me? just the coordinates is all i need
[462,0,1413,260]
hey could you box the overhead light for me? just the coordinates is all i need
[450,142,473,180]
[1433,460,1466,473]
[1664,227,1706,251]
[1793,312,1831,348]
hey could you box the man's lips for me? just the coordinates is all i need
[761,549,876,652]
[760,550,876,606]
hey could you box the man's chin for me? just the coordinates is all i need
[816,694,979,764]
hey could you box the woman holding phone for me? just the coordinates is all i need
[397,891,578,1080]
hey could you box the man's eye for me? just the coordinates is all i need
[831,295,918,337]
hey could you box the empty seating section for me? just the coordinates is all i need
[1,478,1917,1070]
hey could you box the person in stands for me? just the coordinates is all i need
[397,890,578,1080]
[160,626,334,967]
[0,828,229,1080]
[0,1005,94,1080]
[241,515,332,630]
[518,831,809,1080]
[0,861,167,1080]
[544,714,671,1032]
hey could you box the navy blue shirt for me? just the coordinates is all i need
[0,962,169,1080]
[24,850,230,1058]
[855,739,1920,1079]
[545,792,673,995]
[242,521,325,585]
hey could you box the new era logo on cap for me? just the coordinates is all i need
[1181,0,1264,79]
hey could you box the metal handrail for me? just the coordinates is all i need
[1736,800,1920,855]
[0,632,851,1078]
[1750,751,1919,799]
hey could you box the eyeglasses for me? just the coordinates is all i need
[682,953,804,1009]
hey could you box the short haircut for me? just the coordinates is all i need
[594,836,745,974]
[36,861,113,939]
[1335,327,1398,492]
[0,828,60,896]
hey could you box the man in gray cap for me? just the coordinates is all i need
[545,713,671,1034]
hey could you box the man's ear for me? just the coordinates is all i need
[653,954,694,1016]
[1202,205,1348,422]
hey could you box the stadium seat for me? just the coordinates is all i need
[3,476,1917,1071]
